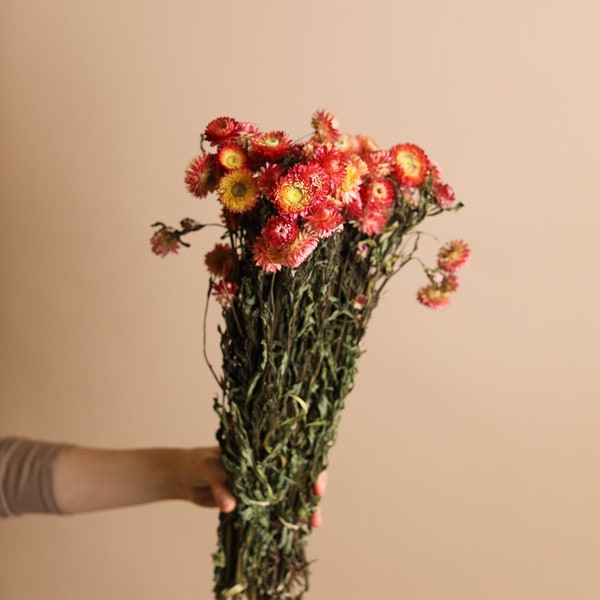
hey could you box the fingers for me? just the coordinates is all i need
[314,470,328,497]
[310,470,328,528]
[203,449,236,513]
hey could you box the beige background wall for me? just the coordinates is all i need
[1,1,599,598]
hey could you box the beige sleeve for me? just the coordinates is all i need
[0,437,71,518]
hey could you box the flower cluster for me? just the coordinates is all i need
[416,240,471,309]
[152,110,469,308]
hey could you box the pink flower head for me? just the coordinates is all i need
[363,150,393,178]
[184,153,219,198]
[356,205,389,235]
[150,226,180,257]
[440,272,460,293]
[212,279,239,304]
[417,285,451,309]
[437,240,471,272]
[252,236,284,273]
[282,232,320,269]
[433,181,456,209]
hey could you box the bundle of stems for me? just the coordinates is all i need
[210,201,448,599]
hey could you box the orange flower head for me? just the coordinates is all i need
[184,153,218,198]
[217,169,259,213]
[311,109,341,143]
[417,285,451,309]
[339,157,367,205]
[437,240,471,272]
[390,143,430,187]
[356,135,380,154]
[440,272,460,293]
[217,144,248,170]
[273,164,325,215]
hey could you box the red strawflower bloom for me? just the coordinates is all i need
[262,215,300,249]
[184,153,218,198]
[150,226,180,257]
[417,285,451,309]
[217,144,248,170]
[390,143,430,187]
[311,109,341,143]
[205,243,234,278]
[313,146,347,191]
[256,162,285,196]
[251,131,293,161]
[360,178,395,210]
[204,117,241,146]
[437,240,471,272]
[212,279,239,304]
[304,200,345,237]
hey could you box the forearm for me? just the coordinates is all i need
[53,446,187,514]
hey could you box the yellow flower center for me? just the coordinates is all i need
[284,185,304,205]
[398,153,419,175]
[225,154,243,168]
[263,137,281,147]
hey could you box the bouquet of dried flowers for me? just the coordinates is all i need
[151,110,469,599]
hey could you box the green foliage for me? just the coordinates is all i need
[210,197,444,599]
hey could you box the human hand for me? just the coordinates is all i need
[176,446,237,513]
[179,447,328,527]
